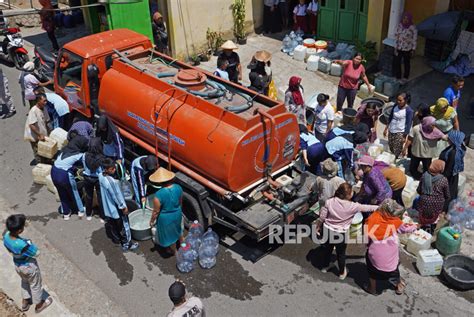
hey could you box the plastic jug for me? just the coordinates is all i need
[383,79,400,97]
[185,234,201,261]
[333,112,343,126]
[406,229,432,255]
[416,249,443,276]
[176,243,195,273]
[282,35,291,53]
[296,34,304,46]
[358,84,375,99]
[318,57,331,73]
[330,63,342,77]
[189,220,204,237]
[120,180,134,201]
[45,174,60,201]
[306,55,320,72]
[376,151,396,165]
[349,212,363,238]
[49,128,68,150]
[305,48,317,60]
[368,144,384,158]
[198,244,217,269]
[436,227,462,255]
[293,45,306,62]
[32,163,52,185]
[201,228,219,255]
[37,137,58,159]
[402,178,419,208]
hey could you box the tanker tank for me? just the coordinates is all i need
[98,51,299,193]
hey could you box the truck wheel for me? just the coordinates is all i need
[181,192,204,229]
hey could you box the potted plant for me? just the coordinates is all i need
[206,28,225,55]
[189,53,200,66]
[232,0,247,45]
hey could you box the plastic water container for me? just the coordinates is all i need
[350,212,363,238]
[201,228,219,255]
[189,220,204,237]
[185,234,201,261]
[368,144,384,158]
[406,229,432,255]
[293,45,306,61]
[358,84,375,99]
[32,163,52,185]
[416,249,443,276]
[49,128,68,150]
[374,75,388,93]
[318,57,331,73]
[333,112,343,127]
[37,137,58,159]
[383,79,400,97]
[282,34,291,53]
[120,180,134,201]
[305,48,317,60]
[330,63,342,77]
[376,151,396,165]
[45,174,60,201]
[198,244,217,269]
[436,227,462,255]
[176,243,195,273]
[306,55,320,71]
[402,177,419,208]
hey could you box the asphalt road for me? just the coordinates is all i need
[1,61,473,316]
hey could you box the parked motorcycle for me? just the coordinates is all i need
[33,46,56,82]
[0,27,29,69]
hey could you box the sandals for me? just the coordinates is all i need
[35,297,53,314]
[395,280,406,295]
[20,300,31,312]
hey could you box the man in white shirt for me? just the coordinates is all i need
[24,94,50,165]
[167,280,205,317]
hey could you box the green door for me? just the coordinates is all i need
[318,0,338,40]
[106,0,153,41]
[337,0,358,42]
[318,0,369,43]
[357,0,369,42]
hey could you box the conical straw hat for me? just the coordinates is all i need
[254,50,272,62]
[149,167,175,183]
[221,40,238,50]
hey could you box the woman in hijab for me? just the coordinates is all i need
[82,137,106,221]
[285,76,306,124]
[440,130,466,205]
[401,116,445,180]
[51,135,89,220]
[430,97,459,134]
[364,199,417,295]
[97,115,124,163]
[394,12,417,84]
[416,160,450,231]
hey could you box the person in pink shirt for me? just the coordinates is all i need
[334,53,372,111]
[364,199,417,295]
[317,183,379,279]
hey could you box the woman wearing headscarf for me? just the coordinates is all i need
[149,168,184,255]
[96,115,124,163]
[356,102,379,143]
[285,76,306,124]
[356,155,392,205]
[82,137,105,221]
[440,130,466,205]
[131,155,159,206]
[430,97,459,134]
[51,135,89,220]
[313,158,345,207]
[364,199,417,295]
[401,116,445,180]
[394,12,417,84]
[383,92,414,159]
[317,183,379,280]
[299,124,328,175]
[39,0,59,51]
[416,160,450,231]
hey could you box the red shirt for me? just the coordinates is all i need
[339,60,365,90]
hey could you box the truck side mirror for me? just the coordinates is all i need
[87,64,100,114]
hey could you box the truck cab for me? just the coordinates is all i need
[54,29,153,118]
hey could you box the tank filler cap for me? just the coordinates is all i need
[173,69,207,91]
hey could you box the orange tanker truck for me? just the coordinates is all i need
[52,29,317,241]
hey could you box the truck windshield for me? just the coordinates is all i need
[57,50,83,88]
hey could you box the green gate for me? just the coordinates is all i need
[318,0,368,43]
[106,0,153,41]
